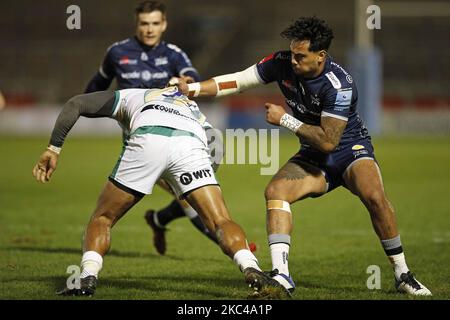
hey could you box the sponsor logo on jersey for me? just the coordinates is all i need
[121,71,140,79]
[325,71,342,89]
[137,71,169,81]
[353,149,369,158]
[119,56,138,65]
[141,70,152,81]
[141,52,148,61]
[346,75,353,83]
[335,89,353,109]
[154,56,168,66]
[275,52,290,60]
[352,144,365,150]
[310,94,320,106]
[286,99,321,117]
[142,103,182,116]
[330,62,353,84]
[151,71,168,79]
[180,169,212,185]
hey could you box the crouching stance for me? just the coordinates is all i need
[32,87,287,297]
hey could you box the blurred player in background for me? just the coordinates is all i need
[31,87,283,297]
[85,1,222,255]
[176,16,431,296]
[0,91,5,110]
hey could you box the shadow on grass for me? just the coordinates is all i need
[297,280,400,297]
[5,245,184,260]
[100,275,245,299]
[3,273,246,299]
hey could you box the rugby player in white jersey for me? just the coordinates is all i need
[32,87,286,297]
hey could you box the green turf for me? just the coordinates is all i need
[1,135,449,299]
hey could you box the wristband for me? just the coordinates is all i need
[280,113,303,133]
[47,145,61,155]
[187,82,201,97]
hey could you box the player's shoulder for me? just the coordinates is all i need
[258,50,291,65]
[323,59,354,90]
[106,37,134,54]
[164,42,187,55]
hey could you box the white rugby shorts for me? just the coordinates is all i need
[109,126,218,198]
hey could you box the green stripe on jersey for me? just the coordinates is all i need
[111,91,120,116]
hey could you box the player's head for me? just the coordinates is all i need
[281,16,334,77]
[135,1,167,47]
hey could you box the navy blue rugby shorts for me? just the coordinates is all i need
[289,138,377,195]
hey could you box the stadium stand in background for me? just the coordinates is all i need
[1,0,449,134]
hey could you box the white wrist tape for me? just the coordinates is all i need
[280,113,303,133]
[213,65,262,97]
[187,82,201,97]
[47,145,61,155]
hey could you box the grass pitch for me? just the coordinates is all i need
[1,134,449,299]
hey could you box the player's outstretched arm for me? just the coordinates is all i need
[265,103,347,153]
[32,91,116,183]
[175,65,263,98]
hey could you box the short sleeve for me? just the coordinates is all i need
[321,86,353,121]
[255,53,279,84]
[169,45,200,81]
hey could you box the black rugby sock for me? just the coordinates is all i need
[155,200,186,227]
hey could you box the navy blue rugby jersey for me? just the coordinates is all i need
[256,51,370,149]
[92,37,200,90]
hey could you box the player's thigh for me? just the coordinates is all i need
[91,180,143,226]
[265,160,327,203]
[343,159,386,202]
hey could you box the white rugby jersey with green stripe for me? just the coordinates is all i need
[112,87,210,144]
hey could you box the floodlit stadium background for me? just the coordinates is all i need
[1,0,449,134]
[0,0,449,300]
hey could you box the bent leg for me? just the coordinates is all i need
[84,180,143,256]
[185,185,244,258]
[343,159,398,240]
[185,184,289,296]
[341,159,433,295]
[265,161,327,235]
[264,160,327,290]
[58,180,143,296]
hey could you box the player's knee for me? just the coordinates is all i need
[364,191,389,213]
[265,182,288,201]
[89,214,113,229]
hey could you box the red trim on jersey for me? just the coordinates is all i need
[258,53,275,65]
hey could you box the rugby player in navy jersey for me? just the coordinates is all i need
[85,1,225,256]
[175,16,431,297]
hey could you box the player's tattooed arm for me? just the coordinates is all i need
[296,116,347,153]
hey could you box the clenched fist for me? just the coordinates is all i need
[265,103,287,126]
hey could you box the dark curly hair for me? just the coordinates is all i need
[281,16,334,52]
